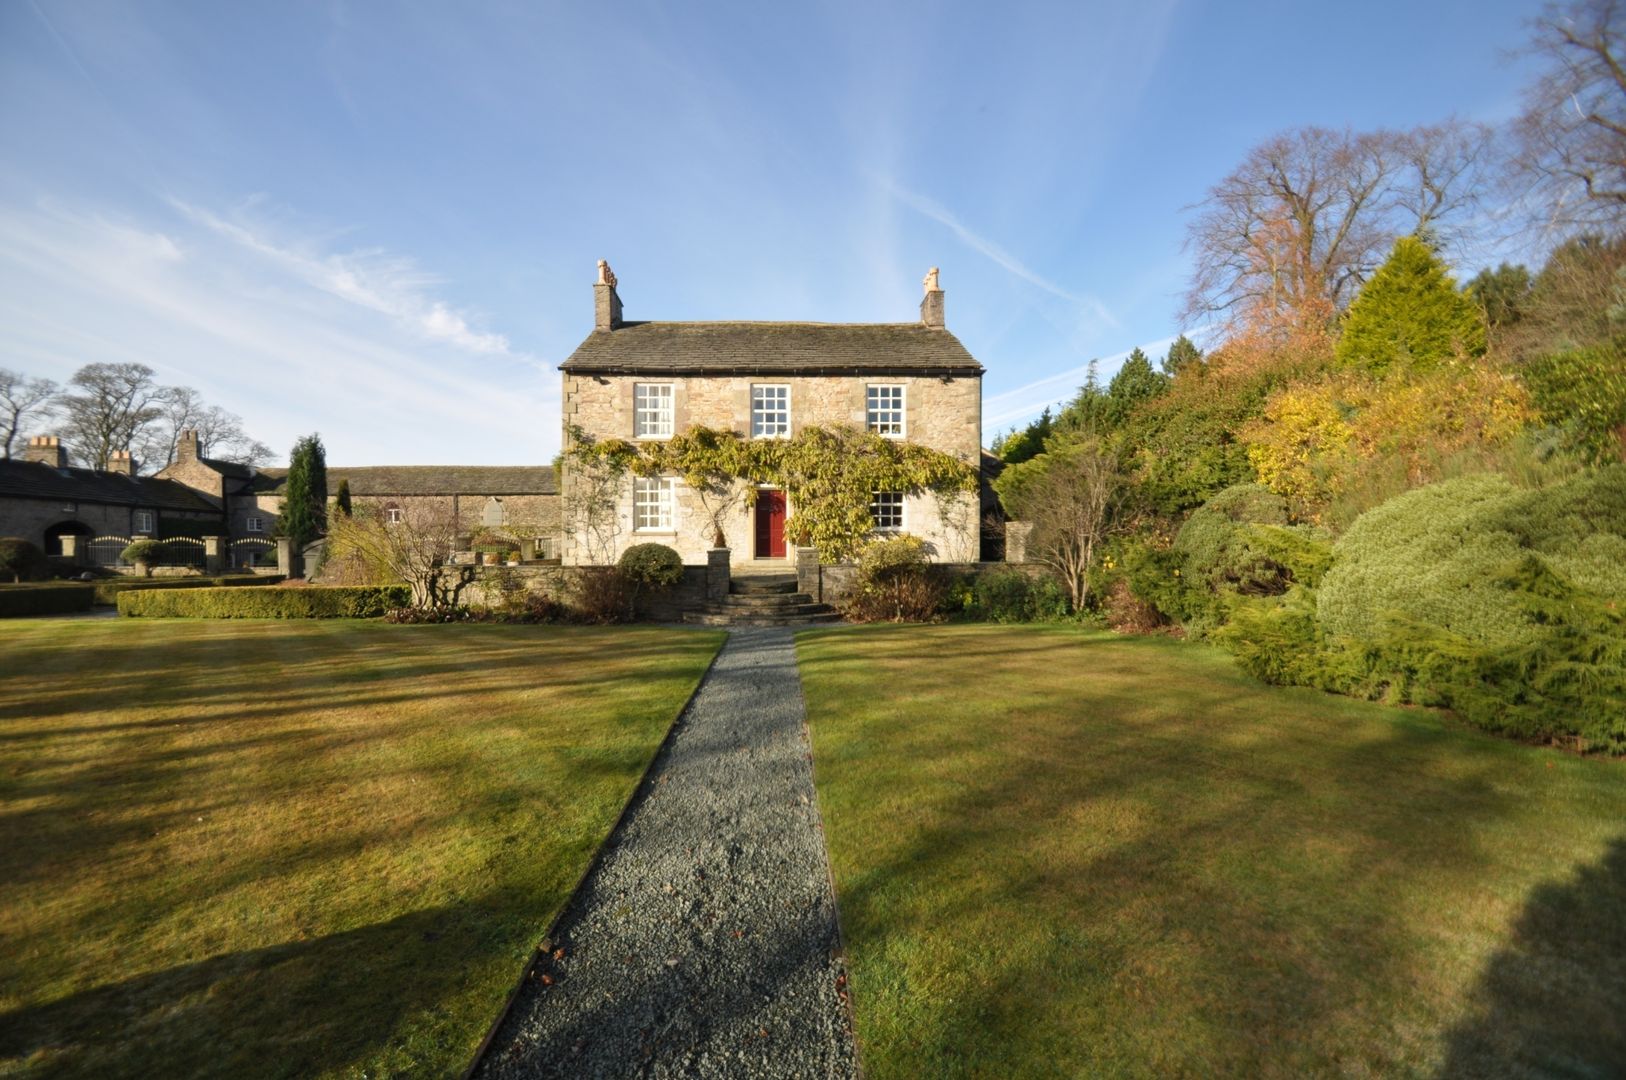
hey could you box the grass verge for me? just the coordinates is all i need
[0,619,723,1078]
[796,623,1626,1078]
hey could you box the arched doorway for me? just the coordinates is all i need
[42,520,93,559]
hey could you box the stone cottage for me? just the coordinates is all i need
[0,437,222,559]
[559,263,985,566]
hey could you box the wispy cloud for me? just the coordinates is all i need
[0,198,558,464]
[879,176,1119,332]
[172,200,519,357]
[982,336,1178,431]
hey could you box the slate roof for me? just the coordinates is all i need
[560,321,984,376]
[0,459,221,513]
[254,465,557,497]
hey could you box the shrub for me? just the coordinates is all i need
[118,585,409,619]
[964,568,1070,623]
[0,537,52,583]
[89,575,282,605]
[1170,484,1326,629]
[1334,235,1486,375]
[844,535,944,623]
[1100,578,1166,633]
[618,543,683,615]
[120,539,161,576]
[0,585,94,618]
[1316,470,1626,647]
[572,567,629,624]
[1522,338,1626,463]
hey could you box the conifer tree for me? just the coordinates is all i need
[1105,348,1170,426]
[1161,335,1204,376]
[334,477,353,517]
[279,434,329,546]
[1335,235,1486,375]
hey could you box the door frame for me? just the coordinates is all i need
[754,488,787,559]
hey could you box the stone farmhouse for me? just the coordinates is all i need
[559,263,985,566]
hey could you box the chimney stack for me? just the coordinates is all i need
[107,450,135,476]
[176,428,200,463]
[594,259,623,331]
[23,435,66,468]
[920,266,944,327]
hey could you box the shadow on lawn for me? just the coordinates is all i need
[0,892,519,1078]
[800,625,1626,1074]
[1437,836,1626,1078]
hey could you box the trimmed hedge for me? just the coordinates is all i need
[118,585,410,619]
[0,585,95,618]
[90,575,283,605]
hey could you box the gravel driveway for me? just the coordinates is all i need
[473,627,857,1080]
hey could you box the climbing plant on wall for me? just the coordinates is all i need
[560,423,977,563]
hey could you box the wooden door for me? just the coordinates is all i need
[755,490,786,558]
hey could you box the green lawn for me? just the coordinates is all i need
[797,624,1626,1078]
[0,619,722,1078]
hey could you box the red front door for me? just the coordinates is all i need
[755,490,786,558]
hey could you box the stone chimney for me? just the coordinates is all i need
[106,449,135,476]
[920,266,945,327]
[176,428,201,463]
[594,259,623,331]
[23,435,66,468]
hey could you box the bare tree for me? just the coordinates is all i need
[559,424,635,565]
[142,386,273,470]
[1184,122,1494,336]
[326,501,477,609]
[54,362,167,470]
[0,368,58,459]
[1508,0,1626,237]
[1000,438,1126,611]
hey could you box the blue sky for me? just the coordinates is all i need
[0,0,1544,466]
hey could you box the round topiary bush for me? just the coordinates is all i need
[618,543,684,590]
[121,539,162,577]
[0,536,50,582]
[1171,484,1307,624]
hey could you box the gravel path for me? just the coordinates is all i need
[474,628,857,1080]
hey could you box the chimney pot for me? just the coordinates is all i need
[23,435,66,468]
[594,260,623,331]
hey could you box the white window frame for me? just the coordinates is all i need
[385,505,404,525]
[867,384,906,437]
[870,491,905,532]
[245,516,264,534]
[133,510,155,534]
[634,476,677,532]
[751,384,790,439]
[634,382,675,439]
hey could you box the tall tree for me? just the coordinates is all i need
[1508,0,1626,236]
[54,362,166,469]
[0,368,58,459]
[280,434,329,547]
[1161,335,1204,376]
[1464,263,1535,335]
[1104,348,1170,426]
[143,386,273,470]
[334,478,353,517]
[992,436,1127,611]
[1183,122,1493,336]
[1335,236,1487,375]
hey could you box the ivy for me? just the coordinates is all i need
[561,422,977,562]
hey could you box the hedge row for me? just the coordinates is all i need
[90,575,283,605]
[118,585,410,619]
[0,586,96,618]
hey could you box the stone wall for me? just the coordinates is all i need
[561,371,982,565]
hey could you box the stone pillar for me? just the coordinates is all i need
[1005,522,1033,564]
[276,537,301,578]
[705,548,730,603]
[58,533,82,565]
[795,546,820,602]
[204,536,224,575]
[302,540,326,581]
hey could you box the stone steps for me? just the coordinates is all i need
[683,575,840,627]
